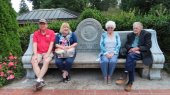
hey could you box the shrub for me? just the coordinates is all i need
[0,1,24,87]
[120,0,170,14]
[0,53,24,87]
[141,14,170,51]
[108,10,137,30]
[79,8,107,27]
[48,20,79,32]
[149,4,169,16]
[18,24,38,53]
[0,0,22,57]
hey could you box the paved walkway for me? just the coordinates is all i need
[0,89,170,95]
[0,69,170,95]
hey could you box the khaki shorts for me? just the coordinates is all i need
[32,53,54,64]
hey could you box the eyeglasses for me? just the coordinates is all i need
[107,27,114,29]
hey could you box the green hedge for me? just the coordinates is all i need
[79,8,107,26]
[18,24,38,52]
[18,9,170,62]
[0,0,23,87]
[0,0,22,57]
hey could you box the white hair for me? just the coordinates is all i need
[133,22,143,29]
[105,21,116,29]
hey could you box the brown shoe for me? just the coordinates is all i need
[124,84,132,92]
[115,77,128,85]
[116,72,128,85]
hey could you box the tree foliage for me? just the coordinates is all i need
[19,0,29,14]
[28,0,88,12]
[0,0,22,57]
[120,0,170,14]
[28,0,117,12]
[89,0,117,11]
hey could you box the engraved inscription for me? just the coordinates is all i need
[78,44,99,49]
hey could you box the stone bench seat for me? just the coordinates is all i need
[23,52,143,69]
[22,18,165,80]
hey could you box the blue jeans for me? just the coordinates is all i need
[125,52,141,83]
[55,56,75,73]
[100,55,118,78]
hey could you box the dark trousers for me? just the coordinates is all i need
[125,52,141,83]
[55,56,75,73]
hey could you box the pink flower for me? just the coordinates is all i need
[0,72,4,77]
[3,62,7,65]
[7,70,13,74]
[8,62,14,67]
[14,66,16,69]
[8,53,17,60]
[14,56,17,59]
[0,64,2,70]
[6,75,15,80]
[9,55,15,60]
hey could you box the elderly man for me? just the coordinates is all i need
[116,22,152,92]
[31,19,55,91]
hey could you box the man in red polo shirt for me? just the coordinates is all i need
[31,19,55,91]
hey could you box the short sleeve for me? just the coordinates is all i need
[33,32,38,43]
[72,32,77,43]
[50,30,55,42]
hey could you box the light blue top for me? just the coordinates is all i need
[105,35,116,54]
[131,36,139,48]
[99,31,121,56]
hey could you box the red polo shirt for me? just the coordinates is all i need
[33,29,55,54]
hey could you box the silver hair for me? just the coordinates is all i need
[133,22,143,29]
[105,21,116,29]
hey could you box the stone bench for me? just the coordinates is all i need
[22,18,165,80]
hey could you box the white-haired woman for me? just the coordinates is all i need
[55,22,78,83]
[99,21,121,84]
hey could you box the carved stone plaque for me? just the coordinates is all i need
[81,25,98,41]
[75,18,103,52]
